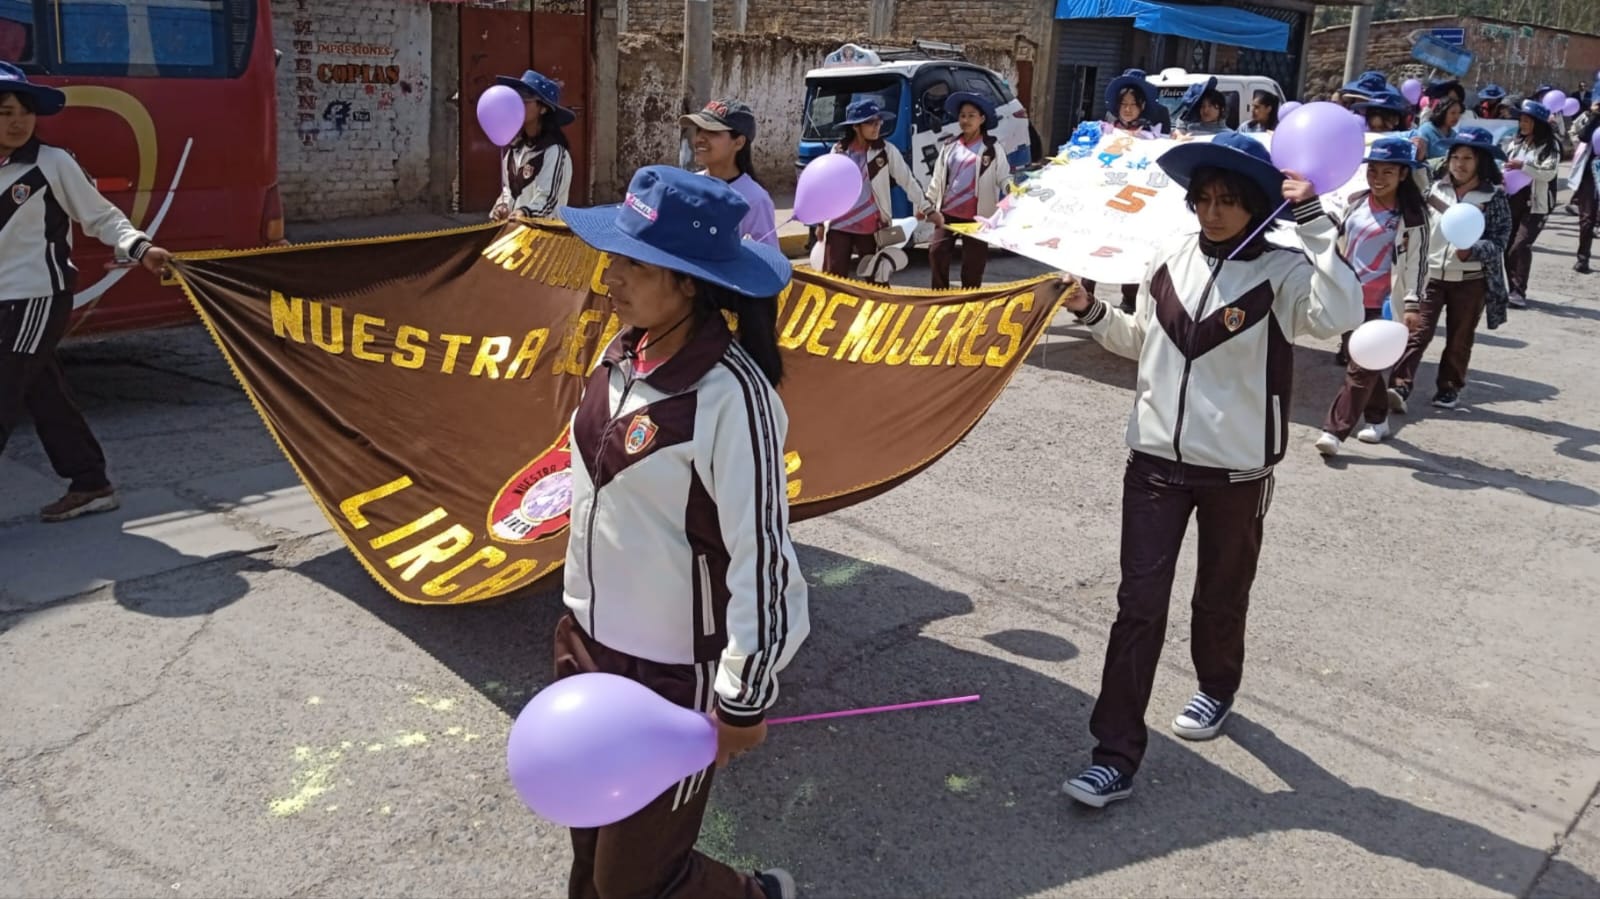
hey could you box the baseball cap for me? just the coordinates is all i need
[680,99,758,142]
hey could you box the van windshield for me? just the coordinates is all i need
[803,75,902,141]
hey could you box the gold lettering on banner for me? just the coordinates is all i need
[469,335,513,378]
[454,559,549,604]
[438,334,474,374]
[309,301,344,353]
[784,451,803,500]
[270,291,304,342]
[589,253,612,296]
[933,303,982,366]
[779,284,827,349]
[339,475,412,528]
[833,300,890,362]
[861,304,911,364]
[961,297,1009,366]
[987,292,1034,367]
[351,313,386,362]
[589,313,623,373]
[385,524,474,582]
[806,293,858,357]
[483,226,602,290]
[369,507,448,549]
[421,546,509,598]
[886,307,936,365]
[910,305,956,366]
[505,329,548,379]
[393,325,429,370]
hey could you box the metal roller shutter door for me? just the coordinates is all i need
[1052,19,1131,148]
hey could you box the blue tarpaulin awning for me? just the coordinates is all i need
[1055,0,1290,53]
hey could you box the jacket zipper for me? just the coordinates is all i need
[585,368,635,636]
[696,555,714,636]
[1171,255,1224,468]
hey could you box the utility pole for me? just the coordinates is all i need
[1342,1,1375,86]
[680,0,713,168]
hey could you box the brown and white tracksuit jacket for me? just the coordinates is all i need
[563,323,810,726]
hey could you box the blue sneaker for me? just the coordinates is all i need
[1062,764,1133,808]
[1172,691,1232,740]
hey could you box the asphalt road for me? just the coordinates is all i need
[3,205,1598,898]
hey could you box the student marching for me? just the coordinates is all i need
[490,69,576,222]
[817,99,921,282]
[923,92,1010,289]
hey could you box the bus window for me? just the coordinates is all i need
[48,0,254,78]
[0,0,34,63]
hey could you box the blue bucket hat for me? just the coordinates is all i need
[1354,89,1409,115]
[1157,132,1291,219]
[494,69,577,126]
[1519,99,1551,121]
[1177,76,1219,120]
[1477,83,1507,103]
[944,91,997,128]
[1442,126,1506,162]
[841,98,896,127]
[1364,137,1422,168]
[559,166,791,298]
[1104,70,1153,114]
[1424,79,1464,102]
[1341,70,1390,98]
[0,62,66,116]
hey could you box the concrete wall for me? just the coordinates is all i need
[1306,16,1600,101]
[272,0,440,222]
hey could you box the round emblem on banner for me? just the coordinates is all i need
[488,425,575,544]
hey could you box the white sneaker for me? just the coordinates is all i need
[1314,432,1341,456]
[1356,420,1389,444]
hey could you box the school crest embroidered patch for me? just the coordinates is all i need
[1222,307,1246,332]
[10,183,30,205]
[624,414,658,455]
[518,164,534,180]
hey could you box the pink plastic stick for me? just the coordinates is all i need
[767,694,981,726]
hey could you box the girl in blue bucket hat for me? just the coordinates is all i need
[1573,85,1600,273]
[0,63,173,522]
[1058,133,1362,808]
[817,97,921,280]
[553,165,806,899]
[1500,99,1561,307]
[1388,127,1511,413]
[922,91,1010,288]
[1314,137,1431,455]
[490,69,575,222]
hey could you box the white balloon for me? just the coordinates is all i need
[1348,319,1410,371]
[808,238,826,271]
[1439,203,1485,248]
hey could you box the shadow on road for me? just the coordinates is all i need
[292,542,1597,898]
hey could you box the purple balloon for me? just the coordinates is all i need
[794,153,866,225]
[1270,101,1366,193]
[1277,101,1302,123]
[1562,97,1580,117]
[1593,130,1600,155]
[1401,79,1424,106]
[1543,90,1567,113]
[1503,168,1532,195]
[477,85,526,148]
[507,673,716,828]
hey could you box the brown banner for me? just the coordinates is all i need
[171,222,1065,604]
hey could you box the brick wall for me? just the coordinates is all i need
[272,0,435,221]
[891,0,1036,46]
[1306,16,1600,102]
[624,0,1034,44]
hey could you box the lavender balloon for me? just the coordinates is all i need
[1278,101,1302,123]
[1562,97,1580,117]
[507,673,717,828]
[1400,79,1424,106]
[1543,90,1568,113]
[1502,168,1532,195]
[477,85,526,148]
[1270,101,1365,193]
[793,154,866,225]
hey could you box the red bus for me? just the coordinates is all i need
[0,0,281,336]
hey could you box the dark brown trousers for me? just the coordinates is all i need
[554,615,761,899]
[0,293,110,492]
[928,216,988,289]
[1089,452,1272,776]
[1505,191,1546,300]
[1577,164,1597,267]
[1390,278,1485,394]
[822,229,877,278]
[1322,306,1390,438]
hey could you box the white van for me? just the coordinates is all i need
[1145,68,1285,130]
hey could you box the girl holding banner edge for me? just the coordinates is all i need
[490,69,575,222]
[1314,138,1431,455]
[1058,132,1363,808]
[1084,70,1162,313]
[553,165,808,899]
[924,92,1010,289]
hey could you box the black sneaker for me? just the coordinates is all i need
[1062,764,1133,808]
[1577,261,1593,274]
[1387,384,1411,414]
[1508,293,1528,309]
[1172,691,1232,740]
[1432,389,1459,409]
[755,868,796,899]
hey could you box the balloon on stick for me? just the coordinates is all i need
[1277,100,1302,122]
[1502,168,1533,195]
[793,154,865,225]
[506,673,717,828]
[1400,79,1424,105]
[1562,97,1580,117]
[1440,203,1485,248]
[1269,101,1365,193]
[1543,90,1568,112]
[1348,319,1409,371]
[477,85,526,147]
